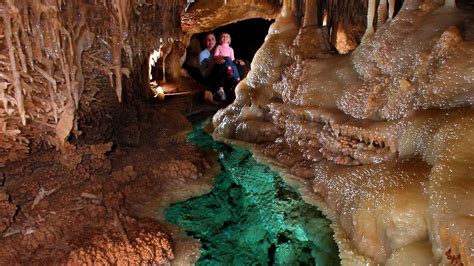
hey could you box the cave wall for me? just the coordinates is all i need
[0,0,184,166]
[0,0,283,166]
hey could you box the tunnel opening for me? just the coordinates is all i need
[145,18,273,109]
[183,18,273,93]
[142,18,273,116]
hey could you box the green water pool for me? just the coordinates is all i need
[165,119,340,265]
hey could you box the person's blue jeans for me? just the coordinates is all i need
[224,57,240,80]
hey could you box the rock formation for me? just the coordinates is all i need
[212,0,474,265]
[0,0,472,264]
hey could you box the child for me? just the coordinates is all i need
[214,32,240,101]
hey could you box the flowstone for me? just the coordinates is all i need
[165,119,339,265]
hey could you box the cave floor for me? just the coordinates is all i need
[0,98,222,264]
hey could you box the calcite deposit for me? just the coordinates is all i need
[212,0,474,265]
[0,1,221,263]
[0,0,473,265]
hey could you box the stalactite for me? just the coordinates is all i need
[13,26,27,74]
[3,13,26,125]
[282,0,292,17]
[0,0,189,161]
[20,25,34,69]
[291,0,300,20]
[323,8,328,26]
[303,0,318,27]
[112,0,124,39]
[362,0,376,42]
[35,66,57,93]
[159,40,174,83]
[377,0,388,29]
[59,51,74,108]
[388,0,395,20]
[110,0,132,102]
[74,26,94,108]
[329,0,336,29]
[67,63,79,111]
[111,34,123,102]
[35,65,59,122]
[123,44,133,68]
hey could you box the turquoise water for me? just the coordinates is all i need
[165,119,340,265]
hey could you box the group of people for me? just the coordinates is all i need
[198,32,246,103]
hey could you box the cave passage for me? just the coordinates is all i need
[165,118,340,265]
[184,18,273,84]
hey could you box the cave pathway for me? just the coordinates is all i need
[165,118,340,265]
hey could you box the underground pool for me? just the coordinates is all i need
[165,119,340,265]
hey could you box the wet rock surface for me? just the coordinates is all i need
[0,103,215,264]
[213,1,474,265]
[0,0,472,264]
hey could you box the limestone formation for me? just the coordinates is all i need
[212,0,474,265]
[0,0,472,265]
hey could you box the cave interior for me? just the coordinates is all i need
[0,0,473,265]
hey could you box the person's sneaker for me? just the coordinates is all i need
[216,88,226,102]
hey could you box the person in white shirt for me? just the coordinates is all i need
[198,32,245,102]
